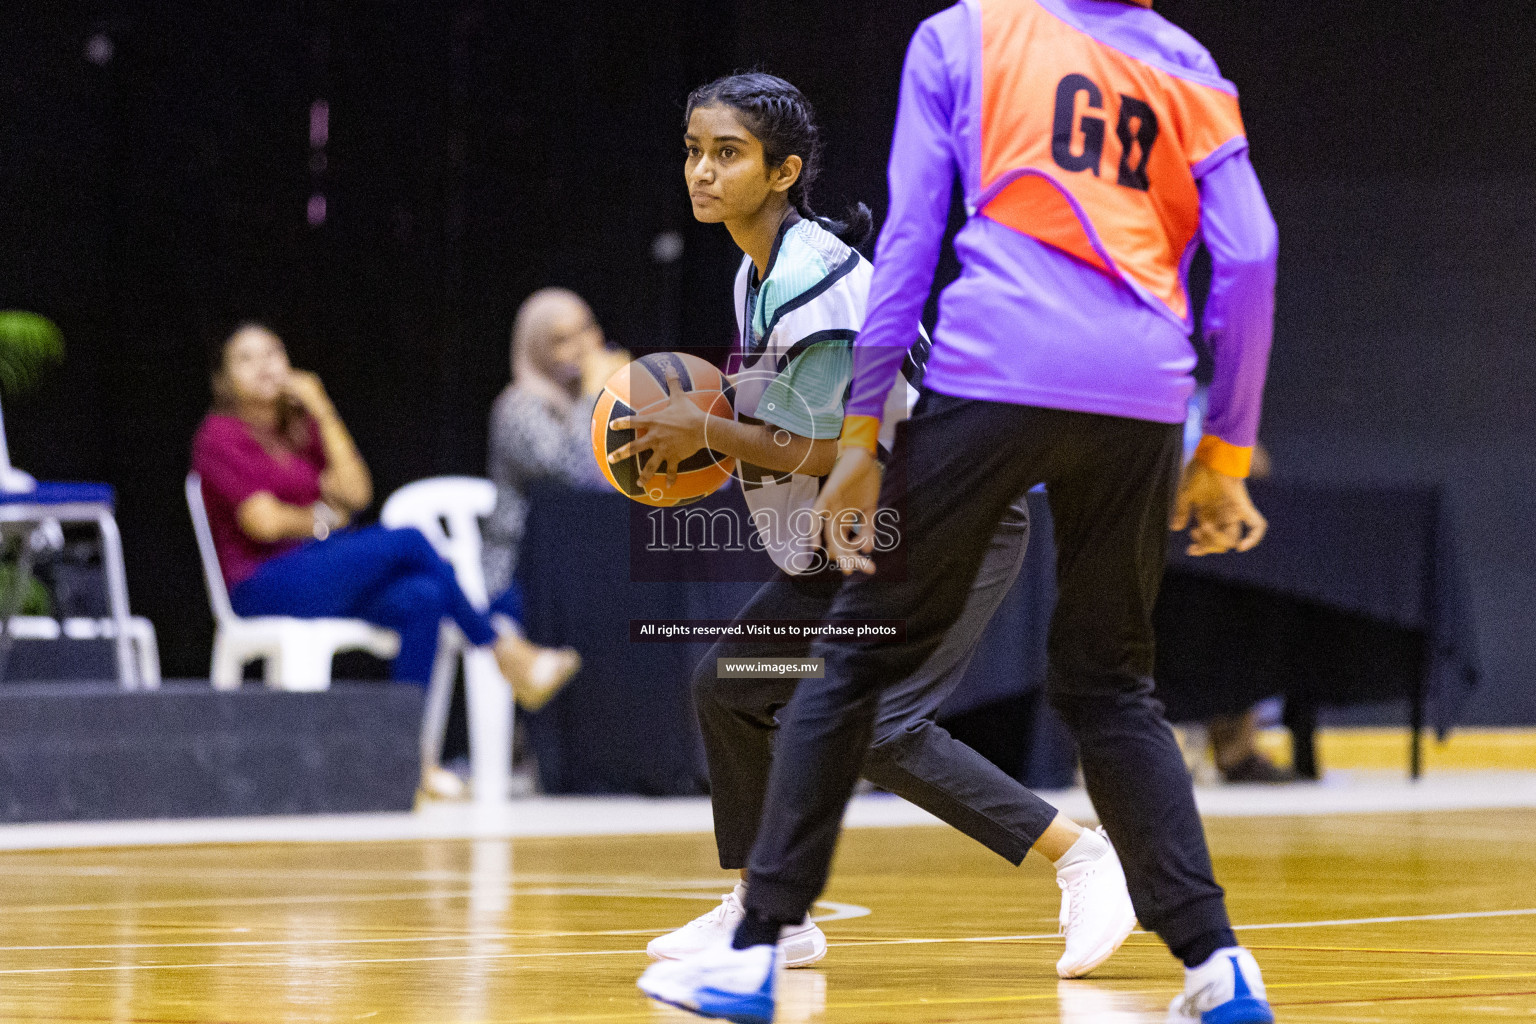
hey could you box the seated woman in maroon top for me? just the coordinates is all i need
[190,323,579,712]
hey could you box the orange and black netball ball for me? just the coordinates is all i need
[591,352,735,507]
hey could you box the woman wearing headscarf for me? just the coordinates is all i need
[482,289,628,596]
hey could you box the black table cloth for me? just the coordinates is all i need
[515,478,1479,790]
[1154,480,1480,777]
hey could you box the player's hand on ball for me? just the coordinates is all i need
[1170,459,1267,556]
[608,367,708,490]
[814,446,882,576]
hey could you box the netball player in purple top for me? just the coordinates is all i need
[638,1,1280,1021]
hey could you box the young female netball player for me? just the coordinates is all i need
[617,74,1135,1006]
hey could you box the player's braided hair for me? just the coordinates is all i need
[685,72,873,248]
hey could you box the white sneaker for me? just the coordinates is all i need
[1167,947,1274,1023]
[1055,828,1138,978]
[638,942,777,1023]
[415,765,470,802]
[648,884,827,968]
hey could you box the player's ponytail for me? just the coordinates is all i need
[685,72,873,249]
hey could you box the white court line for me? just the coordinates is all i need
[0,906,1525,970]
[0,872,746,890]
[6,773,1536,852]
[0,879,727,915]
[509,889,870,922]
[832,907,1536,951]
[1,888,485,915]
[0,884,814,917]
[1235,907,1536,931]
[0,934,624,954]
[515,888,743,900]
[0,898,868,953]
[0,947,653,976]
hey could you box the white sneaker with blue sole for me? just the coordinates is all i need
[638,942,777,1024]
[1167,947,1275,1024]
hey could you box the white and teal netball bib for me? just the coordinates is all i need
[729,218,921,574]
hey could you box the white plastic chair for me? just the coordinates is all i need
[379,476,512,804]
[185,473,399,692]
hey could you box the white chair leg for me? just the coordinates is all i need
[420,623,460,772]
[463,646,513,805]
[210,633,244,690]
[270,636,335,692]
[132,618,161,689]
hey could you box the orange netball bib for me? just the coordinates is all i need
[976,0,1245,321]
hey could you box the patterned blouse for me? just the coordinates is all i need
[482,385,605,596]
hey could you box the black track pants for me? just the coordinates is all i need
[694,497,1059,871]
[743,392,1233,957]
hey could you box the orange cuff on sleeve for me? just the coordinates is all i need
[838,415,881,455]
[1194,435,1253,478]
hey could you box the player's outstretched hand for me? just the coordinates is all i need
[608,367,707,490]
[1170,459,1267,556]
[813,447,882,575]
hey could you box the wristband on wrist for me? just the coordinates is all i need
[838,415,880,455]
[1193,435,1253,478]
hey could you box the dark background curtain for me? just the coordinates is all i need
[2,0,1533,721]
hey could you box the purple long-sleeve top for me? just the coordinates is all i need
[848,0,1277,472]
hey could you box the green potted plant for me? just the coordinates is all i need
[0,310,65,493]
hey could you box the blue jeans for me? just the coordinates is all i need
[230,525,523,685]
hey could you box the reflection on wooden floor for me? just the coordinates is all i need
[0,809,1534,1021]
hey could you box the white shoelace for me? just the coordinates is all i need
[1056,866,1096,937]
[694,891,740,930]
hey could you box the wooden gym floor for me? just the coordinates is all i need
[0,809,1533,1022]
